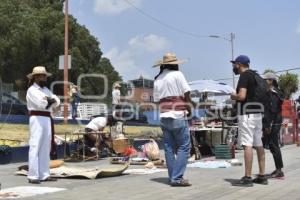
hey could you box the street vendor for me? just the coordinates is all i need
[84,115,116,150]
[26,66,60,184]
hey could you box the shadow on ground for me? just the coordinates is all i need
[150,177,169,185]
[224,178,242,186]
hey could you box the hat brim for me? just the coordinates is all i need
[152,59,187,67]
[27,72,52,79]
[262,76,277,81]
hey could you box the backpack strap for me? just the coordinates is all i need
[244,69,257,76]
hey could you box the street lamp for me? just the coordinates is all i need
[209,33,235,88]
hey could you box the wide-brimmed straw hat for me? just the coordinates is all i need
[262,72,278,81]
[27,66,52,79]
[153,53,186,67]
[114,83,121,88]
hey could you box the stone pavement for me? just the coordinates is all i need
[0,145,299,200]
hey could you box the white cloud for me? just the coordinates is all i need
[104,47,137,75]
[104,34,170,79]
[129,34,170,52]
[94,0,142,15]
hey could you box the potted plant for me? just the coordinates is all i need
[0,145,12,164]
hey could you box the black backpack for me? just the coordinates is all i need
[246,70,272,129]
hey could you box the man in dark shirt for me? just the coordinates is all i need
[230,55,268,187]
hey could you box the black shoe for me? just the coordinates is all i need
[232,176,253,187]
[170,179,192,187]
[28,179,41,184]
[271,170,284,178]
[253,175,268,185]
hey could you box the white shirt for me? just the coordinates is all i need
[26,83,60,112]
[112,89,121,105]
[153,70,191,119]
[86,117,107,131]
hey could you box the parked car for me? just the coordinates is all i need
[0,92,28,115]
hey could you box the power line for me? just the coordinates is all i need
[123,0,211,39]
[123,0,300,83]
[215,67,300,82]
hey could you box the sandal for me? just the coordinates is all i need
[170,179,192,187]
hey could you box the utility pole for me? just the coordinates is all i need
[230,33,235,88]
[209,32,236,88]
[63,0,69,124]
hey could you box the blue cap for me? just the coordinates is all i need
[231,55,250,65]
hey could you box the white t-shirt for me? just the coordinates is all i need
[112,89,121,105]
[86,117,107,131]
[153,70,191,119]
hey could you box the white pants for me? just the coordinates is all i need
[238,113,263,147]
[28,116,51,180]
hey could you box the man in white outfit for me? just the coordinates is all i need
[112,83,122,118]
[26,66,60,184]
[112,83,121,106]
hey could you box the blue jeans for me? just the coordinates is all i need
[160,117,190,183]
[71,102,78,119]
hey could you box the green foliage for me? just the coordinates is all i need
[0,0,122,102]
[278,72,299,99]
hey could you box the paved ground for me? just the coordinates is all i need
[0,145,299,200]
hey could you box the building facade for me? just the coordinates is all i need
[125,76,155,111]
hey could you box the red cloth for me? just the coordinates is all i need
[28,111,57,159]
[159,96,187,113]
[123,146,137,157]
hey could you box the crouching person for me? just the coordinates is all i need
[84,115,115,152]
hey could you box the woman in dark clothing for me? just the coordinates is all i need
[263,72,285,178]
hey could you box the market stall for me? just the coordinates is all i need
[188,80,238,159]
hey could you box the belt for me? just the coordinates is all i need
[28,110,57,158]
[29,110,51,117]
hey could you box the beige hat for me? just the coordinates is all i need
[114,83,121,88]
[27,66,52,79]
[262,72,278,81]
[153,52,186,67]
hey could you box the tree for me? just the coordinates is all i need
[0,0,122,102]
[278,72,299,99]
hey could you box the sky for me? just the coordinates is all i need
[69,0,300,87]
